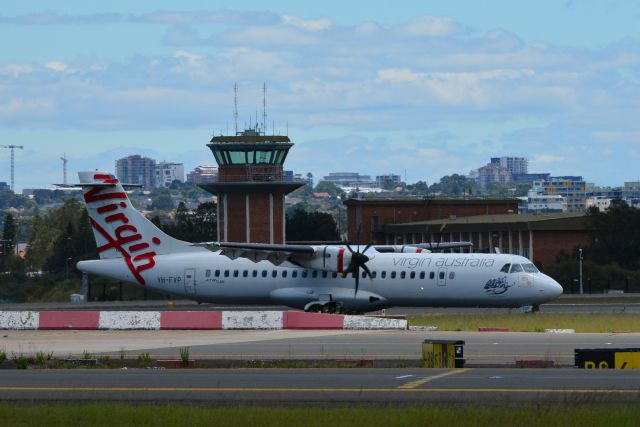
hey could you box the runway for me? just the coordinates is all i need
[0,368,639,404]
[2,330,639,366]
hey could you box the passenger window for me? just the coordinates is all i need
[500,264,511,273]
[243,270,248,277]
[233,270,239,277]
[410,271,415,279]
[292,271,298,278]
[205,270,211,278]
[391,271,396,279]
[439,271,445,280]
[312,271,318,278]
[419,272,425,279]
[400,271,406,279]
[510,264,523,273]
[302,270,308,278]
[449,271,455,280]
[215,270,220,278]
[332,272,338,278]
[322,271,328,278]
[381,271,387,279]
[262,270,267,278]
[361,271,366,279]
[371,271,377,279]
[252,270,258,277]
[429,272,435,279]
[282,270,288,278]
[224,270,229,278]
[272,270,277,278]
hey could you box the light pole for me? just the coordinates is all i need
[579,248,584,295]
[65,257,72,282]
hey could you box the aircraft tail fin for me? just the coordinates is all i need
[79,171,204,269]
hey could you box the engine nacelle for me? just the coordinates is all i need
[291,246,352,274]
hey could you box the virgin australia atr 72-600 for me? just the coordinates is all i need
[75,171,563,313]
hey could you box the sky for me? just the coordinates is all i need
[1,0,640,191]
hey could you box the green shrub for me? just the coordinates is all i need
[137,352,152,368]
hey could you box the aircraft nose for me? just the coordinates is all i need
[546,276,563,299]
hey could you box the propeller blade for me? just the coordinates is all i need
[354,266,360,296]
[361,263,372,279]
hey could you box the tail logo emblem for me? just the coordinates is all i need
[84,174,160,285]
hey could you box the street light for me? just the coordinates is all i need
[578,248,584,295]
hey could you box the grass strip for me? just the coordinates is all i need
[1,404,640,426]
[407,313,640,332]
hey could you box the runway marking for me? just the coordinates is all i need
[0,386,639,394]
[396,369,469,389]
[395,375,414,379]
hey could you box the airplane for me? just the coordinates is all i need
[75,171,563,313]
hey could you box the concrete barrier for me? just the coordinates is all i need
[160,311,222,330]
[0,311,39,330]
[283,311,344,329]
[39,311,99,330]
[99,311,160,330]
[343,315,407,330]
[0,310,409,330]
[221,311,283,329]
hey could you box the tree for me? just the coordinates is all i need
[286,208,340,242]
[429,174,478,197]
[585,201,640,269]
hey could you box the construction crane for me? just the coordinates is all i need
[0,145,23,192]
[60,152,68,186]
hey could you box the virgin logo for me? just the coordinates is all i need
[84,174,160,285]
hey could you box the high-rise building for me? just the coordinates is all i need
[115,155,156,189]
[532,176,586,212]
[490,157,528,175]
[376,174,401,189]
[477,162,511,190]
[322,172,374,189]
[155,162,184,188]
[186,165,218,185]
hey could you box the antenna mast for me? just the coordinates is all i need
[60,153,68,186]
[233,82,239,135]
[0,145,23,193]
[262,83,267,136]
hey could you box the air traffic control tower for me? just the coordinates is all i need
[200,127,304,243]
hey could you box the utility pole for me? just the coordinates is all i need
[0,145,24,192]
[579,248,584,295]
[60,152,68,185]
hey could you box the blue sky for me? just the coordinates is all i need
[2,1,640,190]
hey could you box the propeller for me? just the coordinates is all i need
[344,225,373,296]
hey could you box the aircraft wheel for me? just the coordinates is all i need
[532,304,540,313]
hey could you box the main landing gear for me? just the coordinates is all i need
[304,301,345,314]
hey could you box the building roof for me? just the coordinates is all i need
[344,197,517,206]
[383,212,587,233]
[210,135,291,143]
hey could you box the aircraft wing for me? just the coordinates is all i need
[194,242,316,266]
[373,242,473,253]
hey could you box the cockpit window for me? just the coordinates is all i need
[500,263,511,273]
[510,264,523,273]
[522,263,539,273]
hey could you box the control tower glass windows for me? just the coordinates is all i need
[213,149,289,165]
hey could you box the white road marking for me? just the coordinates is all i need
[395,375,414,379]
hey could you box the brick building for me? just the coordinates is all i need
[345,198,519,244]
[199,129,303,243]
[382,212,589,268]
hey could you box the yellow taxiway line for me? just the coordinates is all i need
[397,369,469,389]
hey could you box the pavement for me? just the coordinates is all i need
[0,368,639,405]
[2,329,639,366]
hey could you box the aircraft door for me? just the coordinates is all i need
[184,268,196,295]
[437,268,447,287]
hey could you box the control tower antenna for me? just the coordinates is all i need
[60,153,68,186]
[233,82,239,135]
[0,145,23,193]
[262,83,267,136]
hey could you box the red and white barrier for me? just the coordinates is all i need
[0,310,407,331]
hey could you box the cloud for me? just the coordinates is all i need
[0,11,121,25]
[282,15,331,31]
[400,16,460,37]
[533,154,565,164]
[592,130,640,144]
